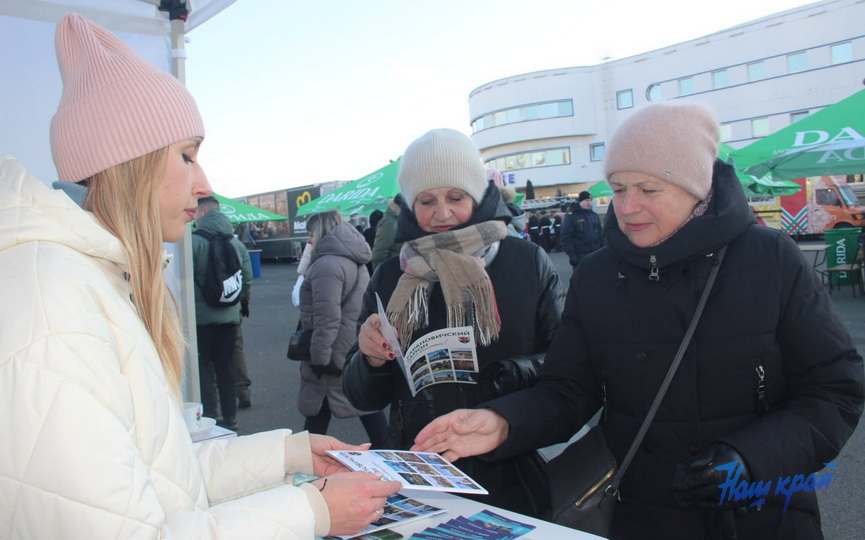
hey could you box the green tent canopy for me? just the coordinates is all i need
[588,180,613,198]
[728,88,865,180]
[296,158,401,217]
[717,143,801,197]
[212,193,287,224]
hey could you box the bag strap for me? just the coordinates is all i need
[340,264,363,308]
[607,246,727,497]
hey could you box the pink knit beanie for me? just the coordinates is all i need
[50,14,204,183]
[604,102,719,201]
[398,129,487,206]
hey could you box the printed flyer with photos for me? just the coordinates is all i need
[324,492,446,540]
[326,449,489,495]
[376,294,480,397]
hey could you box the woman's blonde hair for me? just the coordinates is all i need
[306,209,343,252]
[84,148,185,393]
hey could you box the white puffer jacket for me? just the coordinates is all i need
[0,157,329,539]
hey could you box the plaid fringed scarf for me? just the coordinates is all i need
[387,221,508,348]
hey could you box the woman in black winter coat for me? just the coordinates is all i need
[412,104,864,540]
[342,128,564,517]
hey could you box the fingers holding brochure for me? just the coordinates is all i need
[317,471,402,536]
[358,314,395,367]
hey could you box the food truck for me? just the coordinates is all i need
[748,176,865,235]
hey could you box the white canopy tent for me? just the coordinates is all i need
[0,0,237,400]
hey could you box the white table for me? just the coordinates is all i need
[383,491,605,539]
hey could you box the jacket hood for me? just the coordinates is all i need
[0,156,128,269]
[195,210,234,237]
[395,182,512,243]
[604,160,755,270]
[313,221,372,265]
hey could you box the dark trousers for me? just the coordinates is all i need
[197,323,238,424]
[304,398,391,449]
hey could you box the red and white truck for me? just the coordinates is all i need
[748,176,865,235]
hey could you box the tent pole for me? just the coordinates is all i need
[169,16,201,403]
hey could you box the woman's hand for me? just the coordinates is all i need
[358,314,395,367]
[315,472,403,536]
[410,408,509,462]
[309,434,370,477]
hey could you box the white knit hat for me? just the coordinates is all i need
[398,129,487,206]
[50,14,204,183]
[604,102,719,201]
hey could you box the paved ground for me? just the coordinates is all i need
[232,245,864,537]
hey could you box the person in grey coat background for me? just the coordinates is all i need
[298,210,389,448]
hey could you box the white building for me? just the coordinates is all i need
[468,0,865,201]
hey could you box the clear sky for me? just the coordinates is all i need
[185,0,817,197]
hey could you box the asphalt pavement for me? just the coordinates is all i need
[234,246,864,538]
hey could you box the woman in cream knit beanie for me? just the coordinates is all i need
[0,13,401,538]
[344,126,565,517]
[397,128,489,206]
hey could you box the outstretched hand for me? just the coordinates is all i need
[315,472,402,536]
[410,408,509,462]
[309,434,371,477]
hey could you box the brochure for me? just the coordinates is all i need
[324,492,445,540]
[326,449,489,495]
[410,509,536,540]
[376,294,479,397]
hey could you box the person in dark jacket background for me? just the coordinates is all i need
[193,196,253,431]
[413,103,864,540]
[298,210,389,448]
[342,128,564,517]
[371,195,403,271]
[561,190,605,270]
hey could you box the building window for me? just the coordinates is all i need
[712,70,729,89]
[747,61,765,81]
[647,83,662,101]
[485,147,571,172]
[616,89,633,109]
[471,99,574,132]
[791,110,809,124]
[752,117,771,138]
[831,42,852,64]
[678,77,695,96]
[787,52,807,73]
[590,143,605,162]
[719,124,733,142]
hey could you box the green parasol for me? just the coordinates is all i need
[588,180,613,198]
[296,158,401,217]
[728,88,865,180]
[212,193,287,224]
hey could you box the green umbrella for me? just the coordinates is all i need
[212,193,287,224]
[729,88,865,180]
[717,143,801,197]
[296,158,401,217]
[588,180,613,198]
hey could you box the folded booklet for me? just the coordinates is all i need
[327,449,488,495]
[376,294,480,397]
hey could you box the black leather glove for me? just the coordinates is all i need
[240,302,250,317]
[672,443,751,510]
[310,363,343,378]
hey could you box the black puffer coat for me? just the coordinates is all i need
[343,184,565,515]
[488,161,864,539]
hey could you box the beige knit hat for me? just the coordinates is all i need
[604,102,719,201]
[398,128,487,206]
[50,14,204,183]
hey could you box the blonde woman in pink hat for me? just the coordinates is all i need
[0,13,398,539]
[414,103,863,539]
